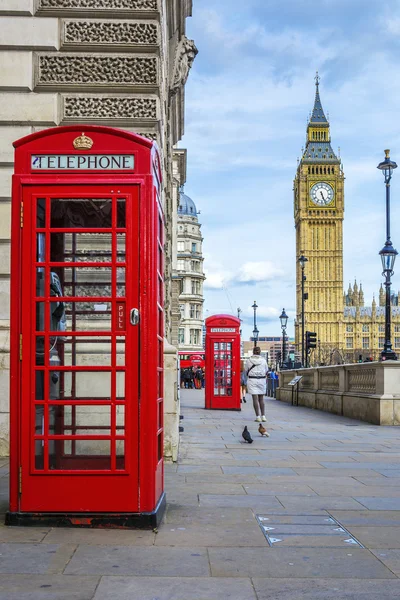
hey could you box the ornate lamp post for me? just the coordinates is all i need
[252,300,259,348]
[377,149,398,361]
[298,254,308,367]
[279,308,288,366]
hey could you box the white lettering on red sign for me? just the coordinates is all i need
[210,328,236,332]
[117,302,126,332]
[31,154,135,170]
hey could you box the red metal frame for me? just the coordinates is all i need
[205,315,241,410]
[8,125,164,524]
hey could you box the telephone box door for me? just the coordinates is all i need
[20,184,139,512]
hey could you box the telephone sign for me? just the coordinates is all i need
[31,154,135,170]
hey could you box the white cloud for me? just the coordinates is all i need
[233,261,284,284]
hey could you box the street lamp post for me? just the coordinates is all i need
[377,149,398,361]
[298,254,308,367]
[252,300,259,348]
[279,308,288,367]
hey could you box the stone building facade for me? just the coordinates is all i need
[294,76,400,365]
[176,189,205,351]
[0,0,197,456]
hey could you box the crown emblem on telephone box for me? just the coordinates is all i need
[73,132,94,150]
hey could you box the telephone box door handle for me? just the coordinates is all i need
[130,308,140,326]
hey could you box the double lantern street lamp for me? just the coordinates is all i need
[252,300,259,348]
[298,254,308,367]
[378,150,398,361]
[279,308,289,367]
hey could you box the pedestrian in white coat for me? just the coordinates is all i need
[245,347,268,424]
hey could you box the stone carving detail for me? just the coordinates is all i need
[300,374,314,389]
[38,55,157,86]
[64,21,158,46]
[348,368,376,393]
[39,0,157,10]
[139,132,157,141]
[170,35,198,94]
[320,370,339,390]
[64,96,157,119]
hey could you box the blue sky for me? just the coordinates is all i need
[180,0,400,338]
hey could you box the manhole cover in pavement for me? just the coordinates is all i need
[256,514,364,548]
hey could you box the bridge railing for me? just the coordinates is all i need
[276,361,400,425]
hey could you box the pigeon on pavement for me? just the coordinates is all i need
[258,423,270,437]
[242,426,253,443]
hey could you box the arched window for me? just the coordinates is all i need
[312,167,314,174]
[324,167,326,174]
[308,167,310,174]
[332,167,335,174]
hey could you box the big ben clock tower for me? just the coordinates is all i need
[294,74,344,358]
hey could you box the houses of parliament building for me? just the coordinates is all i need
[294,75,400,364]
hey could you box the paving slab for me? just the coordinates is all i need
[64,546,210,576]
[165,506,254,525]
[42,527,156,546]
[155,520,266,547]
[184,474,260,484]
[252,578,400,599]
[243,484,317,496]
[329,510,400,526]
[0,574,99,600]
[0,525,49,543]
[345,526,400,548]
[0,543,76,574]
[370,549,400,576]
[308,483,398,495]
[198,494,284,509]
[277,496,366,511]
[94,576,257,600]
[221,466,297,476]
[170,483,246,495]
[208,546,396,578]
[355,497,400,510]
[354,475,400,486]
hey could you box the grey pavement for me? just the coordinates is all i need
[1,390,400,598]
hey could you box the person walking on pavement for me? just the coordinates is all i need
[245,347,268,424]
[194,367,202,389]
[240,360,247,403]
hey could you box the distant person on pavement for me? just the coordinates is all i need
[245,347,268,424]
[194,367,203,389]
[240,360,247,403]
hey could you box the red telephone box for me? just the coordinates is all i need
[7,125,165,528]
[205,315,241,410]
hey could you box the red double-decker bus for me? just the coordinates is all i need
[178,351,205,370]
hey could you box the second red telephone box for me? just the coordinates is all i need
[205,315,241,410]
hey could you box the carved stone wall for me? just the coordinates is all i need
[277,363,400,425]
[38,0,158,11]
[36,54,158,88]
[300,374,314,389]
[62,95,158,121]
[63,20,159,47]
[348,369,376,394]
[320,369,339,390]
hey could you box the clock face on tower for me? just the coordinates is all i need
[310,182,334,206]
